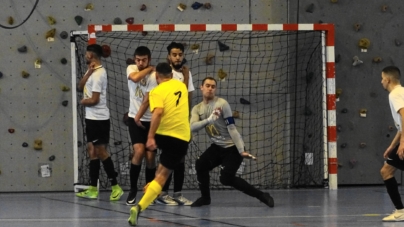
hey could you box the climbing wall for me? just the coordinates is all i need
[0,0,288,192]
[297,0,404,184]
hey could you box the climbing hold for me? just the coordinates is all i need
[338,163,343,168]
[85,3,94,11]
[47,16,56,25]
[331,0,338,3]
[308,133,313,138]
[305,3,315,13]
[352,56,363,66]
[140,4,147,11]
[381,5,388,12]
[48,155,55,161]
[8,128,15,133]
[335,54,341,63]
[395,39,402,47]
[21,71,30,78]
[341,108,348,113]
[304,106,312,116]
[22,142,28,147]
[191,2,203,10]
[370,92,377,98]
[74,15,83,26]
[126,58,134,65]
[141,31,148,36]
[191,44,200,50]
[123,112,129,126]
[34,139,43,150]
[61,85,70,92]
[318,20,324,24]
[389,125,395,131]
[233,111,240,118]
[306,72,314,83]
[354,23,361,32]
[45,28,56,39]
[101,44,111,58]
[240,98,251,105]
[125,17,134,25]
[336,88,342,99]
[113,17,122,24]
[359,142,366,148]
[17,45,27,53]
[34,58,42,68]
[204,3,212,9]
[77,141,82,147]
[372,57,382,63]
[218,41,229,52]
[358,38,370,49]
[360,108,367,117]
[62,100,68,106]
[340,143,347,148]
[337,125,342,132]
[60,58,68,65]
[60,31,68,39]
[0,71,3,78]
[349,159,357,168]
[205,54,215,65]
[177,3,187,11]
[7,16,14,25]
[218,69,227,80]
[114,141,122,146]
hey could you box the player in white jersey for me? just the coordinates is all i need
[125,46,158,205]
[380,66,404,222]
[189,77,274,208]
[155,42,194,206]
[76,44,123,201]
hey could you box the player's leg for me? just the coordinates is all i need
[191,144,222,207]
[219,146,274,207]
[172,156,193,205]
[381,146,404,221]
[156,172,177,205]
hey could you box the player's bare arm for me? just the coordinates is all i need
[128,65,154,83]
[134,92,150,129]
[81,92,100,106]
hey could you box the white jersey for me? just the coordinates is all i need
[172,70,195,92]
[389,85,404,131]
[83,66,109,120]
[127,65,157,121]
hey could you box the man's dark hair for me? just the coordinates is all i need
[202,77,217,86]
[134,46,151,58]
[382,66,401,81]
[156,62,172,77]
[167,42,184,54]
[86,44,103,59]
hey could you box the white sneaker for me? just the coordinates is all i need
[156,193,178,205]
[173,192,193,206]
[383,209,404,222]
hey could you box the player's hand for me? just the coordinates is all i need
[146,138,157,151]
[182,65,189,75]
[134,117,145,129]
[207,108,221,124]
[397,144,404,160]
[383,146,395,159]
[240,151,257,161]
[87,62,96,75]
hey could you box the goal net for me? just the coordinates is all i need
[71,24,336,190]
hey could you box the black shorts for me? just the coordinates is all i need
[127,117,151,145]
[386,144,404,171]
[85,119,110,145]
[197,144,243,175]
[156,134,189,170]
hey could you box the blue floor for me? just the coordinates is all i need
[1,186,403,227]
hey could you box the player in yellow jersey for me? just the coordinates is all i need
[128,62,190,226]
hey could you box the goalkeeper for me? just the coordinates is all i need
[189,77,275,208]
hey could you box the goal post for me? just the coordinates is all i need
[71,23,337,191]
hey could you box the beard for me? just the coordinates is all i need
[86,60,91,65]
[172,62,183,70]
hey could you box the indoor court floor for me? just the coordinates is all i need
[1,186,404,227]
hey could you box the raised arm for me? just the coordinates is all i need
[128,65,154,83]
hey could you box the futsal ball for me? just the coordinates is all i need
[101,44,111,58]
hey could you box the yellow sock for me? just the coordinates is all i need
[138,180,162,211]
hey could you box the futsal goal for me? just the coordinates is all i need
[71,24,336,191]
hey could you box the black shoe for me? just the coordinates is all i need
[191,197,211,207]
[126,190,137,206]
[258,192,274,207]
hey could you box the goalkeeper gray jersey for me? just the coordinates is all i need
[190,97,235,148]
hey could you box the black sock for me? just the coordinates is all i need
[145,167,156,184]
[162,173,172,192]
[89,159,100,187]
[174,162,185,192]
[197,170,211,198]
[384,177,404,209]
[130,164,141,192]
[231,177,263,198]
[102,157,118,186]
